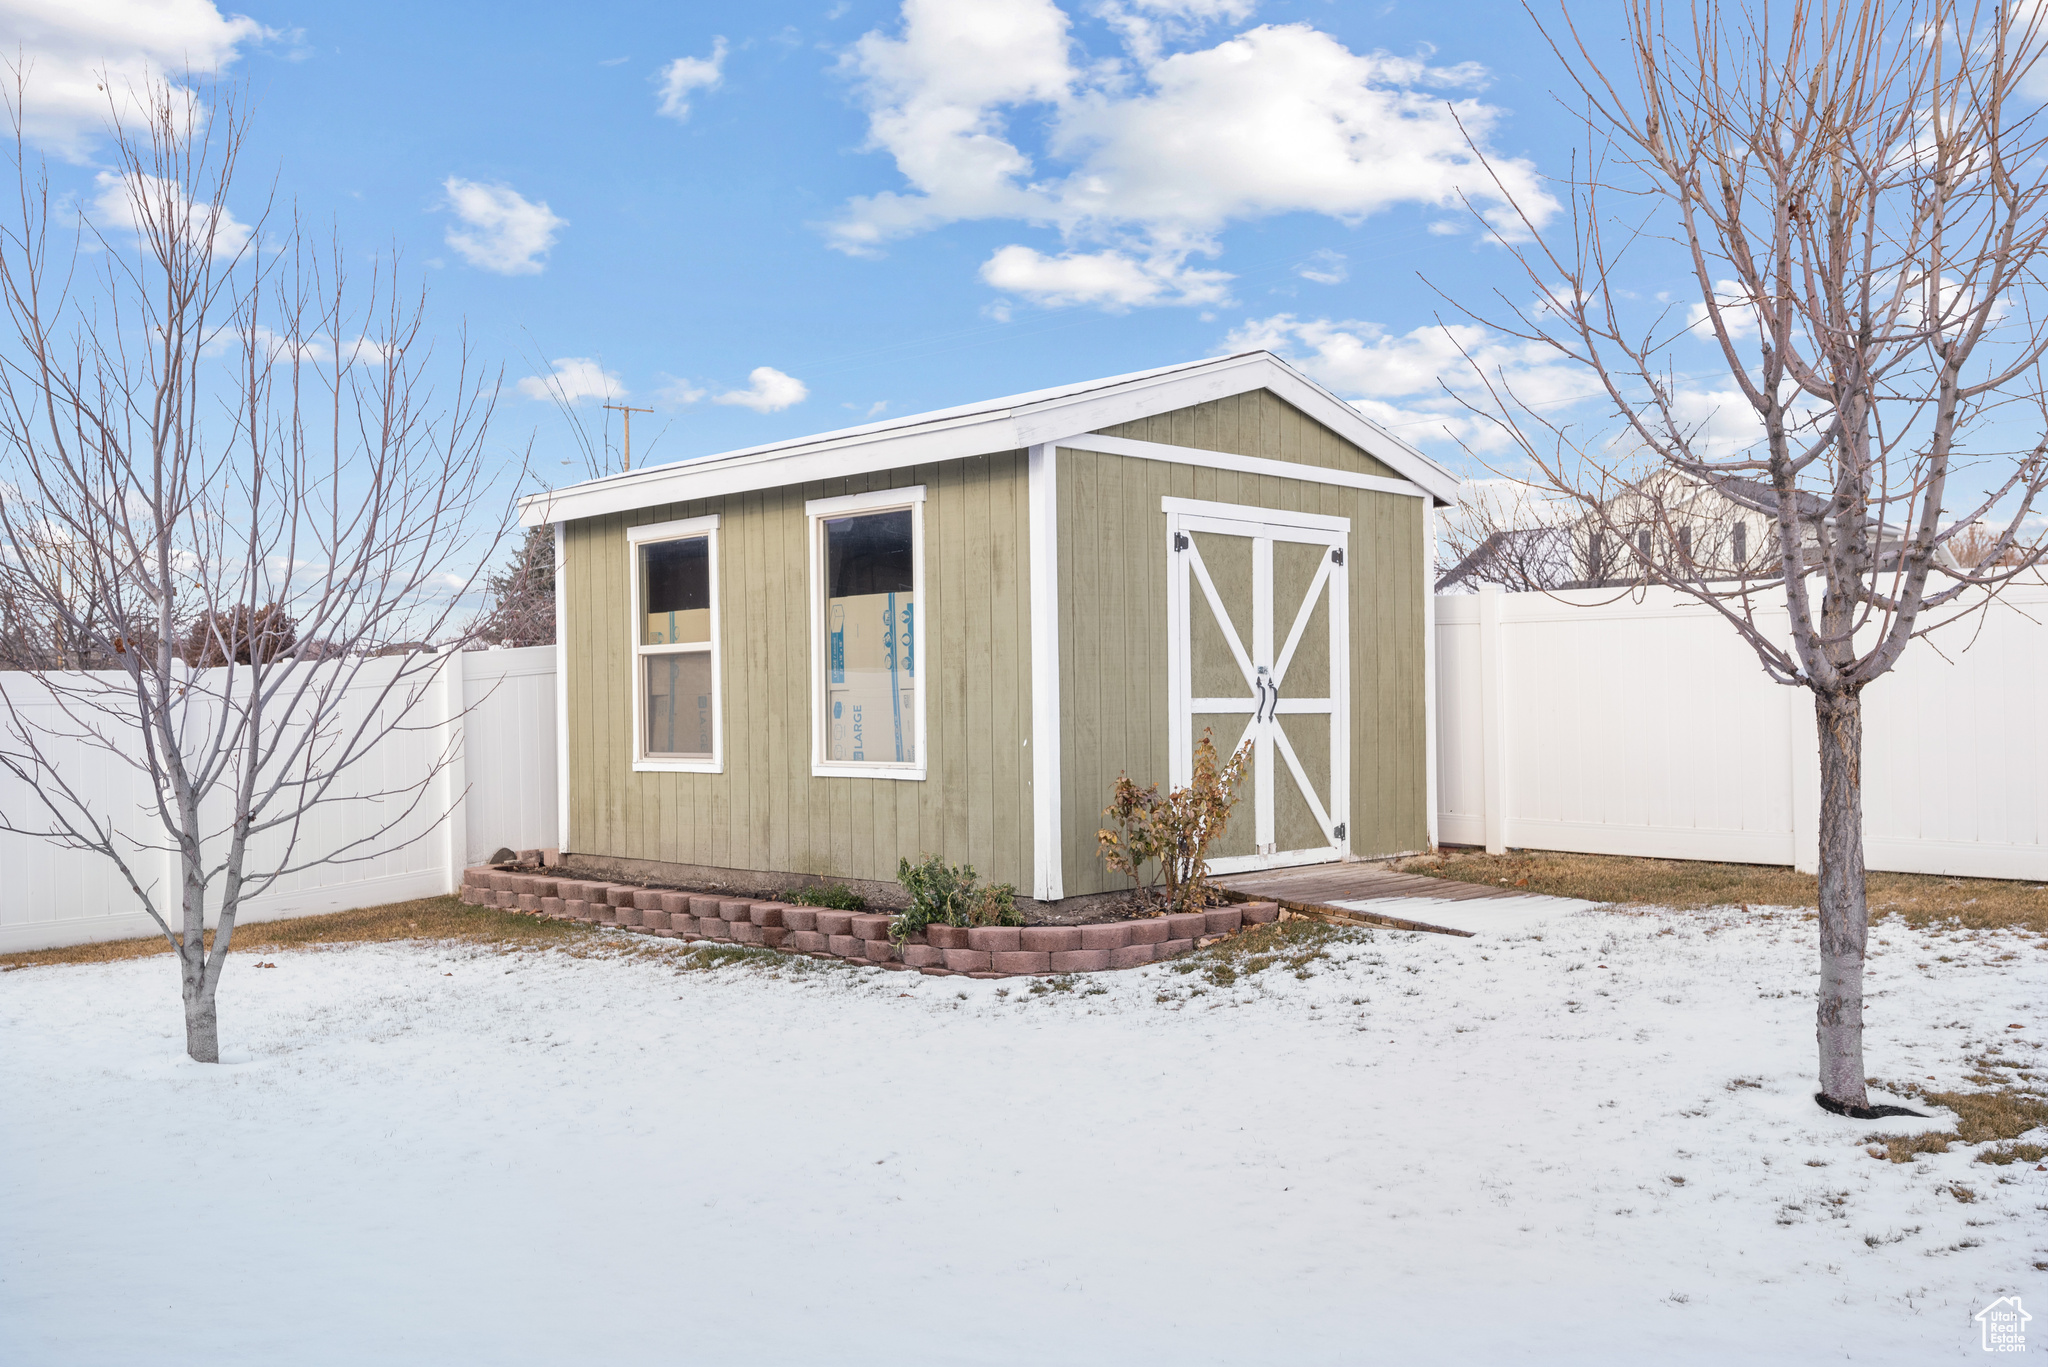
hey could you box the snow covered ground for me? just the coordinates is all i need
[2,904,2041,1365]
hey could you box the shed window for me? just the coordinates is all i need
[629,517,721,770]
[806,487,926,778]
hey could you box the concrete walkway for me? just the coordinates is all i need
[1215,864,1603,936]
[1325,892,1602,936]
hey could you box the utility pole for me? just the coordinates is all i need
[603,403,655,472]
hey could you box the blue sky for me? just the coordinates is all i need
[5,0,1654,490]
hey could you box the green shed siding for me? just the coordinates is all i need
[1055,447,1428,896]
[561,451,1036,889]
[1096,388,1402,482]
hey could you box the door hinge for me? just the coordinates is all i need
[1332,822,1346,841]
[1173,532,1190,551]
[1330,547,1344,565]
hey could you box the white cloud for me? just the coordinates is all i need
[653,376,707,407]
[1099,0,1259,63]
[1296,249,1346,285]
[343,336,393,367]
[979,243,1231,308]
[1438,475,1581,543]
[655,38,728,121]
[831,0,1075,256]
[830,3,1557,309]
[519,358,624,405]
[1229,312,1598,454]
[1129,0,1258,16]
[1231,312,1581,404]
[1685,279,1760,341]
[87,170,252,255]
[1660,384,1765,458]
[2,0,273,157]
[713,367,808,413]
[1233,311,1778,461]
[441,177,565,276]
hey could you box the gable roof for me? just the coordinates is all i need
[516,350,1460,527]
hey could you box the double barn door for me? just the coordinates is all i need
[1165,498,1350,875]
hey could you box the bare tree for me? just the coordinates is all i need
[1451,0,2048,1114]
[1436,480,1599,589]
[0,80,514,1061]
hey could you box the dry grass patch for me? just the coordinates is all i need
[1865,1131,1958,1164]
[1400,849,2048,932]
[0,896,595,972]
[1866,1064,2048,1164]
[1922,1086,2048,1144]
[1175,919,1350,988]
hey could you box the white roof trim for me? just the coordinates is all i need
[517,351,1460,526]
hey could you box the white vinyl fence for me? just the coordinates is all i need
[1434,583,2048,881]
[6,587,2040,954]
[0,645,558,954]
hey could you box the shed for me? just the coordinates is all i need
[517,350,1459,903]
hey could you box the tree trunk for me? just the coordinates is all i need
[181,952,219,1064]
[1813,688,1869,1110]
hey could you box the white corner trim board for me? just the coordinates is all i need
[1026,443,1063,902]
[1422,501,1439,853]
[553,521,570,853]
[1061,433,1428,501]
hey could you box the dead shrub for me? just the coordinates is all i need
[1098,729,1251,916]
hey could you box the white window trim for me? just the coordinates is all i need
[806,485,928,781]
[627,513,723,774]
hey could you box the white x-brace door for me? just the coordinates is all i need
[1165,498,1350,875]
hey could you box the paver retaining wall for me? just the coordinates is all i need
[459,868,1279,978]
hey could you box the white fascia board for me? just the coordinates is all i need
[519,413,1025,527]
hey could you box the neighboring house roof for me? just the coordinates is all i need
[1710,476,1839,522]
[1434,527,1570,591]
[517,350,1461,526]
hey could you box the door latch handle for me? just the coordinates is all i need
[1265,676,1282,722]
